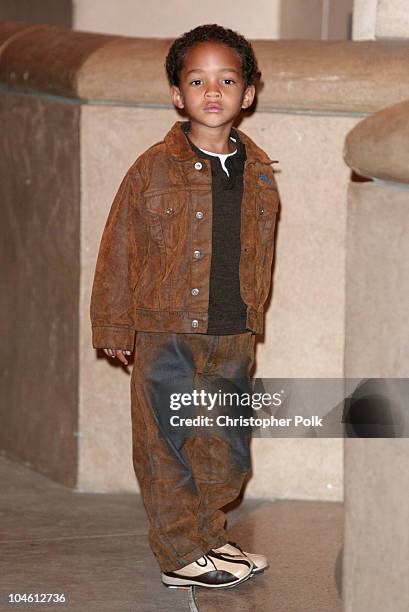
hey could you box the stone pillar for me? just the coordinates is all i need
[0,0,72,27]
[280,0,353,40]
[343,100,409,610]
[352,0,378,39]
[353,0,409,40]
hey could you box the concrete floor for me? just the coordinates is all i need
[0,456,343,611]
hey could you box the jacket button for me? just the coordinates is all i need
[260,208,264,215]
[191,288,199,296]
[193,250,201,259]
[191,319,199,328]
[195,211,204,219]
[166,207,173,214]
[194,161,203,170]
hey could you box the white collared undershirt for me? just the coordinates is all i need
[198,136,237,177]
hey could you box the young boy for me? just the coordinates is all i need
[90,24,280,589]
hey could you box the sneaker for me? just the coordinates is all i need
[161,550,253,589]
[212,541,269,575]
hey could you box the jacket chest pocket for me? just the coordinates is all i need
[144,190,188,251]
[257,187,279,242]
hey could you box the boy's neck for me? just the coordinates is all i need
[186,122,236,154]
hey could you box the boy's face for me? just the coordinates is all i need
[170,41,255,130]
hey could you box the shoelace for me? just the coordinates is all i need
[203,552,219,571]
[195,556,206,567]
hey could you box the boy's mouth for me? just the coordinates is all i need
[203,104,223,112]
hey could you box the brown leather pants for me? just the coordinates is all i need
[130,330,255,572]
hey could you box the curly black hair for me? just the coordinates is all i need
[165,24,261,88]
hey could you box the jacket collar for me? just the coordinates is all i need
[164,120,273,165]
[184,122,247,165]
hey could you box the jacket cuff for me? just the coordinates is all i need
[92,325,136,351]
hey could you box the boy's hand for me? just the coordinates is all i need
[103,348,132,365]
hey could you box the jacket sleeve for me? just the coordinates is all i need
[90,165,146,351]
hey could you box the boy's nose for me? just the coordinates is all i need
[205,87,221,98]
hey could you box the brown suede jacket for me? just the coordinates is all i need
[90,120,280,350]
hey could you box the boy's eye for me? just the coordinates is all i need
[222,79,235,85]
[190,79,202,86]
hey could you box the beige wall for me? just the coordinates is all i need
[77,103,358,498]
[3,21,408,502]
[0,0,354,41]
[73,0,281,38]
[73,0,352,40]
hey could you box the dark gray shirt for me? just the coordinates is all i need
[182,122,248,335]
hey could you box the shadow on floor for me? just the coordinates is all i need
[0,456,343,612]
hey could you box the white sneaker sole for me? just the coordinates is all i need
[251,562,269,575]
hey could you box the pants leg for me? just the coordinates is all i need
[180,332,256,546]
[130,330,255,572]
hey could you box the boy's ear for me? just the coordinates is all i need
[241,84,256,110]
[170,85,184,110]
